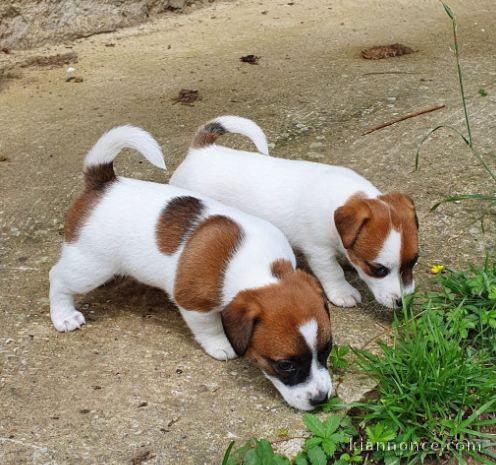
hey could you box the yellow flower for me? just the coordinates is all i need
[431,264,445,274]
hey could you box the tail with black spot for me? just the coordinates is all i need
[83,125,165,189]
[191,116,269,155]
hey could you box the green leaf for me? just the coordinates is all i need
[384,452,401,465]
[273,456,291,465]
[330,432,348,443]
[307,446,327,465]
[323,415,341,436]
[321,396,344,413]
[442,2,455,19]
[294,454,309,465]
[365,423,396,444]
[303,414,326,437]
[321,437,337,456]
[222,441,235,465]
[489,285,496,301]
[305,437,323,449]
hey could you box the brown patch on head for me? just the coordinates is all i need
[156,196,204,255]
[222,269,331,368]
[174,215,243,312]
[334,192,419,283]
[64,163,117,243]
[191,121,226,149]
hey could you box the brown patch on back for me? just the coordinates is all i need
[335,192,419,278]
[191,121,226,149]
[174,215,243,312]
[156,196,204,255]
[64,163,117,243]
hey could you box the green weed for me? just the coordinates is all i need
[427,257,496,358]
[354,302,496,464]
[415,3,496,219]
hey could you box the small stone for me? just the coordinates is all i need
[294,122,309,132]
[307,152,325,160]
[274,437,306,458]
[309,141,323,149]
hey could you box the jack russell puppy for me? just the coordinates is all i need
[49,125,332,410]
[170,116,419,309]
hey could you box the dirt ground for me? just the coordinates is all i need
[1,0,495,464]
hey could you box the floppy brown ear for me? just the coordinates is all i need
[380,192,419,229]
[380,192,415,209]
[221,294,259,356]
[334,198,371,249]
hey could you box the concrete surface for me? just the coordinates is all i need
[1,0,495,463]
[0,0,216,50]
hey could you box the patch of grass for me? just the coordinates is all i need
[427,257,496,358]
[354,303,496,464]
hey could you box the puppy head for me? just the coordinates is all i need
[221,263,332,411]
[334,192,419,308]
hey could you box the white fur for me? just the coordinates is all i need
[213,115,269,155]
[351,229,404,308]
[170,116,415,309]
[266,319,332,411]
[84,125,166,170]
[50,126,331,410]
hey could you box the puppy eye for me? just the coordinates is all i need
[409,255,419,268]
[370,264,390,278]
[277,360,296,372]
[318,340,333,365]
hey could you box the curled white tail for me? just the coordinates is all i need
[192,115,269,155]
[84,125,166,170]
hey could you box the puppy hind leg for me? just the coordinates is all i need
[306,248,361,308]
[49,246,115,332]
[178,308,237,361]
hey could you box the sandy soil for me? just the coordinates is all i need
[0,0,495,464]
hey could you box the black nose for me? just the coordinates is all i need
[395,298,403,308]
[309,390,328,406]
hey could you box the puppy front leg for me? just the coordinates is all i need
[179,308,237,361]
[306,248,361,308]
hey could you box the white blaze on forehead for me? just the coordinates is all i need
[375,229,401,267]
[299,319,317,353]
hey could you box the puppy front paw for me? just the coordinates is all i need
[202,338,237,361]
[327,282,361,308]
[51,309,86,332]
